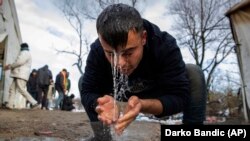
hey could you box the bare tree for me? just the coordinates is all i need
[54,0,142,75]
[168,0,240,90]
[211,68,241,93]
[54,0,91,75]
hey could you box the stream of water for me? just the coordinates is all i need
[110,51,130,140]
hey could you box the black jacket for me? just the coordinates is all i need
[27,74,38,93]
[37,66,53,86]
[81,19,190,121]
[62,95,75,111]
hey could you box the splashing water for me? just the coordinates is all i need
[110,51,129,140]
[111,51,129,119]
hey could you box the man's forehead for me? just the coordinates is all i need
[104,45,132,53]
[99,31,141,53]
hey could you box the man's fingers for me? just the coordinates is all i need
[114,99,141,133]
[115,118,133,134]
[97,97,109,105]
[115,126,126,136]
[117,109,138,124]
[95,106,101,113]
[128,96,140,107]
[120,101,140,123]
[98,115,113,125]
[97,95,112,105]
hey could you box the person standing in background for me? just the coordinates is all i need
[37,65,53,110]
[55,69,68,109]
[26,69,39,107]
[3,43,40,109]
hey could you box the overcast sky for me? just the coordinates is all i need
[14,0,176,98]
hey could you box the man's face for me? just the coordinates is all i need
[32,72,37,76]
[99,30,147,76]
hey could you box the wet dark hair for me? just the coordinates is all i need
[96,3,144,49]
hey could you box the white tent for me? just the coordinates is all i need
[226,0,250,122]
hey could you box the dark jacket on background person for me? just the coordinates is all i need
[27,69,39,94]
[37,65,53,108]
[37,65,53,87]
[55,72,65,92]
[81,19,190,121]
[27,69,39,103]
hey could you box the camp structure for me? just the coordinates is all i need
[226,0,250,122]
[0,0,26,108]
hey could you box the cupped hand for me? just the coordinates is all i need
[95,95,119,125]
[115,96,142,135]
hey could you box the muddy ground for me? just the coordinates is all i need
[0,96,249,141]
[0,109,160,141]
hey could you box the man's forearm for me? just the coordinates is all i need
[140,99,163,116]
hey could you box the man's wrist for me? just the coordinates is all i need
[138,99,163,115]
[139,99,145,113]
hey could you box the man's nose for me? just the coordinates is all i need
[117,55,127,68]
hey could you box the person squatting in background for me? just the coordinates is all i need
[61,93,75,111]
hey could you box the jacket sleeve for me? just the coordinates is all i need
[80,42,107,122]
[10,51,29,69]
[154,33,190,117]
